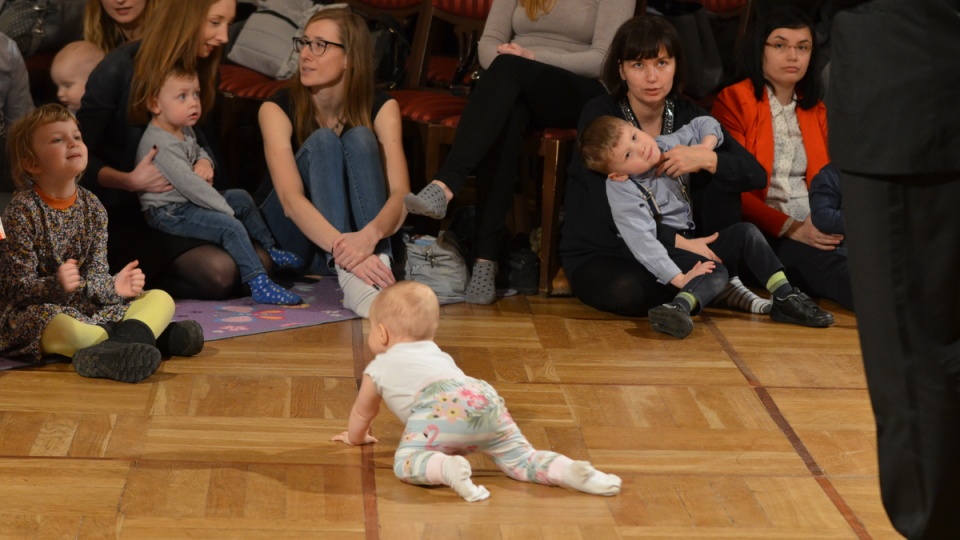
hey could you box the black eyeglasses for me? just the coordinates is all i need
[292,37,344,57]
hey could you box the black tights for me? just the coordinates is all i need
[435,54,605,260]
[154,244,272,300]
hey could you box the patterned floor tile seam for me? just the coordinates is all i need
[755,387,870,539]
[814,476,873,539]
[362,443,379,540]
[351,318,380,540]
[703,315,871,539]
[702,314,761,387]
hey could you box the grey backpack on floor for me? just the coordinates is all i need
[404,231,469,303]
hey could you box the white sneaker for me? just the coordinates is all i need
[337,253,390,318]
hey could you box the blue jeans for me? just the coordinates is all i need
[144,189,275,283]
[260,127,390,274]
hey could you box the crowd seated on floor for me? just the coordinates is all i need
[1,0,849,334]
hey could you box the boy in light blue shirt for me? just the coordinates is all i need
[578,115,834,338]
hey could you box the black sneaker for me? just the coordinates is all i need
[508,247,539,295]
[648,302,694,339]
[771,291,835,328]
[72,341,161,383]
[158,320,205,357]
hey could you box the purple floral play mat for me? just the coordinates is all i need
[171,277,358,341]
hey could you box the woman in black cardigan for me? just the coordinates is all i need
[560,16,767,316]
[77,0,243,299]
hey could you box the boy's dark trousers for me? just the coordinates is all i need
[666,222,782,311]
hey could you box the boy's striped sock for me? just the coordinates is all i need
[715,276,772,314]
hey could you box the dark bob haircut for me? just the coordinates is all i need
[738,6,824,109]
[602,15,686,102]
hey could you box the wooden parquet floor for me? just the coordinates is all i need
[0,294,900,539]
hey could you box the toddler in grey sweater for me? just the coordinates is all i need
[136,66,302,305]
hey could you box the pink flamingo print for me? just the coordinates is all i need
[423,424,477,456]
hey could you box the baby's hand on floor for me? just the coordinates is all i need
[331,431,378,446]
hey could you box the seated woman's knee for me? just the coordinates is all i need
[300,128,342,154]
[341,126,378,155]
[222,188,255,207]
[169,245,240,299]
[578,274,655,318]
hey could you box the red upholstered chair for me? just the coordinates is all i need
[424,117,576,296]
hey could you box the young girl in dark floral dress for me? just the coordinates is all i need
[0,104,203,383]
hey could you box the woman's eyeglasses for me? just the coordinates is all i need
[764,41,812,55]
[292,37,344,57]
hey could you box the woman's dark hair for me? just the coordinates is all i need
[602,16,686,102]
[738,6,823,109]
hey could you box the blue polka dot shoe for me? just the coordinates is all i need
[249,273,302,305]
[268,248,304,271]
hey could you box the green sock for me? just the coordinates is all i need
[675,291,698,313]
[765,271,793,300]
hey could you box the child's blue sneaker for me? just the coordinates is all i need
[268,248,304,270]
[249,273,302,305]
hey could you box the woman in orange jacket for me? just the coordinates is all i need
[712,6,852,310]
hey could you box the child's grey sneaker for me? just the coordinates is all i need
[404,183,448,219]
[72,341,161,383]
[648,301,694,339]
[465,260,497,304]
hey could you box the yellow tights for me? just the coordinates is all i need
[40,290,175,357]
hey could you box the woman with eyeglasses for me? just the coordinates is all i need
[258,8,409,318]
[712,6,853,310]
[77,0,240,300]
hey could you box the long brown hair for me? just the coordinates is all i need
[83,0,154,53]
[518,0,556,21]
[290,8,374,147]
[127,0,223,126]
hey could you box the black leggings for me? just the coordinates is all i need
[569,223,784,316]
[434,54,605,260]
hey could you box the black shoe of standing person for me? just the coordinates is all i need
[72,341,161,383]
[648,301,694,339]
[770,290,835,328]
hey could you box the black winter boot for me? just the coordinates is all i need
[112,319,158,346]
[157,320,204,357]
[72,340,161,383]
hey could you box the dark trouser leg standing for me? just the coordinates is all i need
[843,171,960,540]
